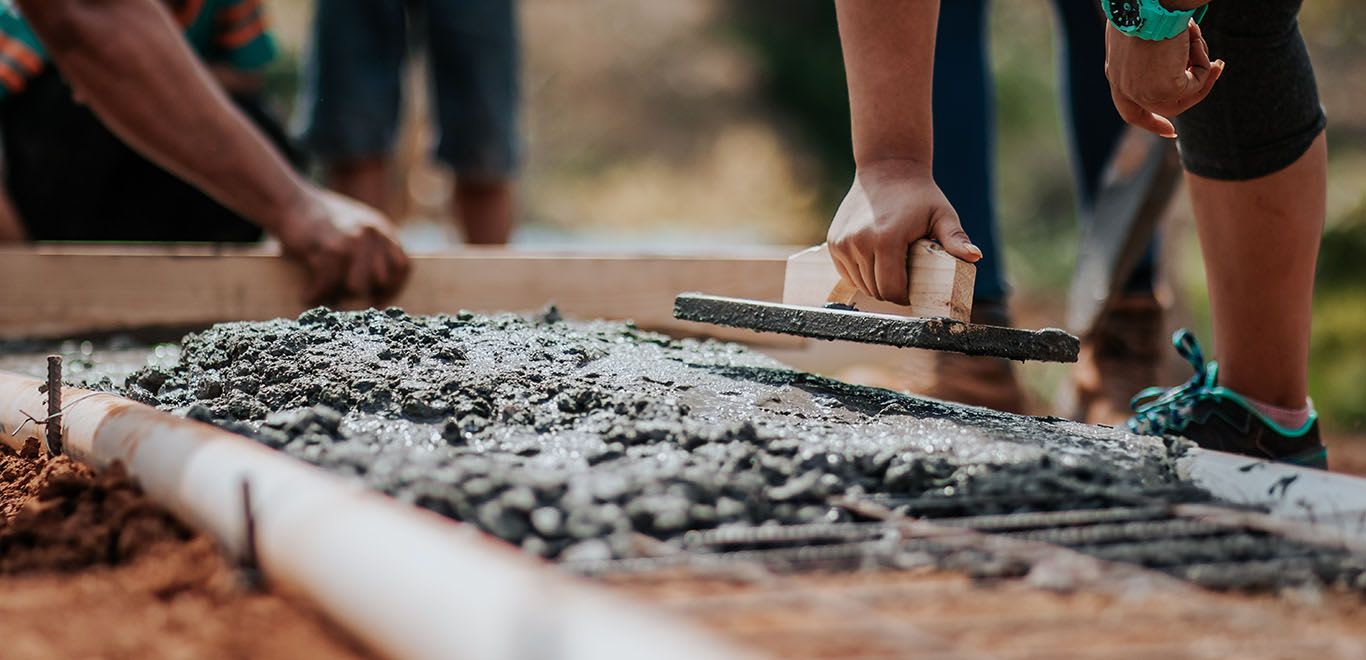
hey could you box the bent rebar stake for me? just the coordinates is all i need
[44,355,62,455]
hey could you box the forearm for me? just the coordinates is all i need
[834,0,941,171]
[209,65,266,96]
[16,0,310,235]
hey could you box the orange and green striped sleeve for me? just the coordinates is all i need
[0,11,46,100]
[208,0,275,71]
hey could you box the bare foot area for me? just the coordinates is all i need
[0,443,370,660]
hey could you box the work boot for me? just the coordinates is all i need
[834,302,1028,414]
[1061,294,1163,426]
[1127,329,1327,469]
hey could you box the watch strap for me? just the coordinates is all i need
[1104,1,1209,41]
[1138,3,1200,41]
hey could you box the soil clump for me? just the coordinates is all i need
[0,442,371,659]
[1,448,187,574]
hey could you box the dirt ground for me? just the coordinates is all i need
[1327,433,1366,476]
[0,441,370,660]
[611,568,1366,659]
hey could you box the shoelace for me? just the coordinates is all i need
[1126,329,1219,436]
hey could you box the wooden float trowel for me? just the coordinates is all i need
[674,240,1079,363]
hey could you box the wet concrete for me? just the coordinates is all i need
[0,336,181,391]
[121,307,1191,560]
[673,294,1080,362]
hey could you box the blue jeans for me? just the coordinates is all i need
[296,0,521,178]
[933,0,1155,304]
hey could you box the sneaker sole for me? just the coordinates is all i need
[1279,446,1329,470]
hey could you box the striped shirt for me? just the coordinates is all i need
[0,0,276,101]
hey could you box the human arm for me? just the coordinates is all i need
[209,65,265,96]
[14,0,408,302]
[1104,4,1224,137]
[828,0,979,305]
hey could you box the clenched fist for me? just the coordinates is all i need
[1105,19,1224,138]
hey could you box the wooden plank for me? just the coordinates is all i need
[0,244,802,345]
[782,241,974,322]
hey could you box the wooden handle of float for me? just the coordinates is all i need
[818,239,975,321]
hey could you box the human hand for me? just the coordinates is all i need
[826,160,980,305]
[1105,20,1224,138]
[275,187,411,305]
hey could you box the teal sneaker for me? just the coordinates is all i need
[1126,330,1327,469]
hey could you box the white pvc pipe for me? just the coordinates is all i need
[1180,447,1366,548]
[0,372,751,660]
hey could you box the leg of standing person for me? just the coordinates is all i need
[925,0,1029,412]
[424,0,520,245]
[1176,1,1325,413]
[1188,136,1325,408]
[932,0,1006,309]
[297,0,407,215]
[1127,0,1327,467]
[1053,0,1164,425]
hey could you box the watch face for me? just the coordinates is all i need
[1107,0,1146,30]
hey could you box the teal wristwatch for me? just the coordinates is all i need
[1102,0,1209,41]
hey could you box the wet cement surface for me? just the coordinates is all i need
[115,308,1200,562]
[6,308,1363,590]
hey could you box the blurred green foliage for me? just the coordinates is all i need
[725,1,852,210]
[1313,206,1366,431]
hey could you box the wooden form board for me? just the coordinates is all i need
[782,241,974,322]
[0,244,801,344]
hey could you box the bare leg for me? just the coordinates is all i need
[454,177,514,245]
[326,158,391,217]
[1187,133,1326,407]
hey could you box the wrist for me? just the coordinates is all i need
[266,184,327,250]
[1103,0,1207,41]
[855,157,933,180]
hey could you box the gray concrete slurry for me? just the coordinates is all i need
[123,308,1191,560]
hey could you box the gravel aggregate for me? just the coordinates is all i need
[123,307,1205,560]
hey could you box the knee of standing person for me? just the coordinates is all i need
[1170,1,1325,181]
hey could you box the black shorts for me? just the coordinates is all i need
[1172,0,1326,180]
[1,71,304,242]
